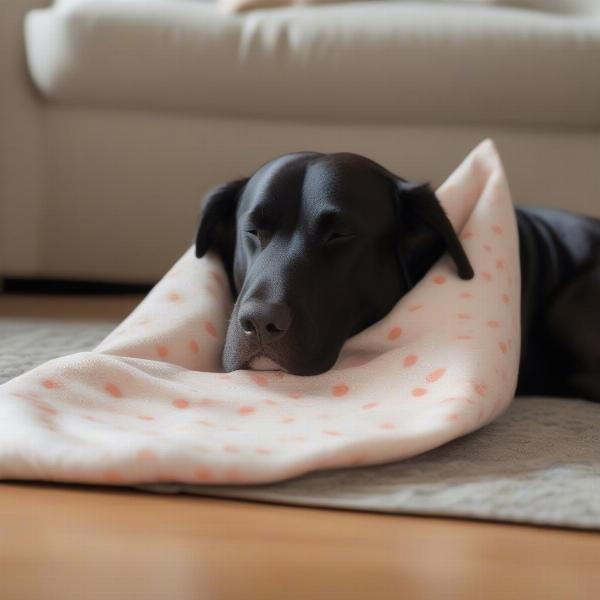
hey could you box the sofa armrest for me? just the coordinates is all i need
[0,1,51,277]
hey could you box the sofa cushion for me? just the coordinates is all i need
[220,0,600,15]
[25,0,600,126]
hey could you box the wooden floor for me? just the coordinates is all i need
[1,294,599,600]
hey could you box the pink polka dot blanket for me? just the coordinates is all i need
[0,139,520,486]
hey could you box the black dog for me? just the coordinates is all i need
[195,152,600,402]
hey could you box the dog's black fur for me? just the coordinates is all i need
[195,152,600,402]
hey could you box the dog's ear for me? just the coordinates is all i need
[195,178,248,259]
[394,180,474,283]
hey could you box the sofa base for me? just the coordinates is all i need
[3,106,600,281]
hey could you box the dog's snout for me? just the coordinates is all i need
[239,301,292,343]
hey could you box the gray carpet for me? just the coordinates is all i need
[1,317,599,529]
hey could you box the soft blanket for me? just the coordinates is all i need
[0,139,520,486]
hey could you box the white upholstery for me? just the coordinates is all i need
[4,108,597,282]
[1,0,600,281]
[25,0,600,126]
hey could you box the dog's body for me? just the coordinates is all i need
[195,152,600,402]
[516,207,600,401]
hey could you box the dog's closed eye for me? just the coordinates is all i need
[245,228,271,249]
[325,231,355,245]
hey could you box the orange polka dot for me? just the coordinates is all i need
[156,345,169,358]
[288,392,303,399]
[499,341,508,354]
[492,224,503,235]
[457,313,471,320]
[412,387,427,397]
[41,379,60,389]
[264,399,278,406]
[136,449,157,463]
[408,304,423,312]
[483,243,493,253]
[473,382,488,397]
[361,402,379,410]
[323,430,342,437]
[403,354,418,367]
[502,293,511,305]
[237,405,256,416]
[460,230,473,240]
[378,422,396,430]
[250,373,269,387]
[204,321,217,337]
[387,326,402,341]
[104,383,123,399]
[433,275,446,285]
[172,398,190,409]
[482,272,492,282]
[426,368,447,383]
[188,340,200,354]
[331,383,349,397]
[137,415,154,421]
[166,291,182,302]
[460,292,473,299]
[496,259,505,270]
[487,320,500,328]
[194,466,214,482]
[102,470,123,484]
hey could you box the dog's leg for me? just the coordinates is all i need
[546,263,600,402]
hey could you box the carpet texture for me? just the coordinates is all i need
[1,317,598,529]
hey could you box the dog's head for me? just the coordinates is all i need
[195,152,473,375]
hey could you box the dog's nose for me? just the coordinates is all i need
[239,301,292,342]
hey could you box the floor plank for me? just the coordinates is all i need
[0,482,599,600]
[0,294,142,320]
[0,294,598,599]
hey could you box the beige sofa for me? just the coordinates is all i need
[2,0,600,282]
